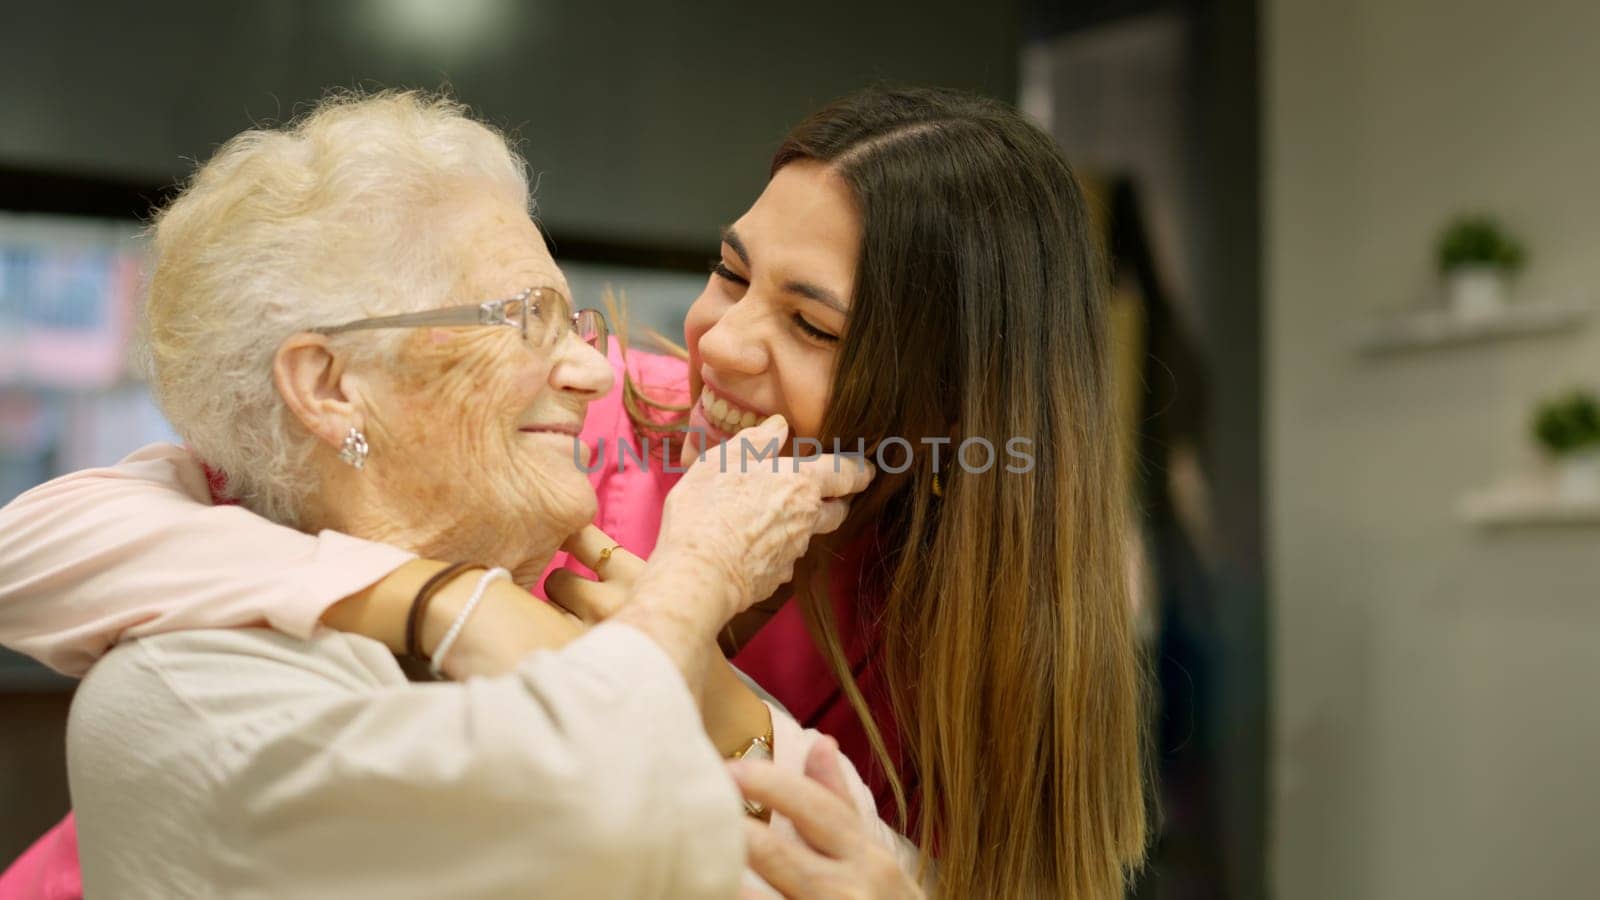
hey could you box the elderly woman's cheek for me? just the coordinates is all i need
[413,334,534,423]
[527,462,597,533]
[463,349,593,522]
[375,352,513,498]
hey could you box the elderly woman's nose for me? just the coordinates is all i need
[698,306,769,375]
[550,338,615,397]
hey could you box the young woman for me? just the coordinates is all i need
[0,87,1146,898]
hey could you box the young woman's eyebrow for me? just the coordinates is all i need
[783,280,849,316]
[720,226,751,267]
[724,224,847,315]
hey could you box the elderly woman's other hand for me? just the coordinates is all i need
[734,737,926,900]
[647,414,873,624]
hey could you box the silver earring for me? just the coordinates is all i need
[339,427,369,470]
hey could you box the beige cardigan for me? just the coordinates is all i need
[71,623,744,898]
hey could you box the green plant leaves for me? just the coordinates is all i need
[1533,389,1600,455]
[1437,215,1527,273]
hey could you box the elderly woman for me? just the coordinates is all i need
[32,91,901,898]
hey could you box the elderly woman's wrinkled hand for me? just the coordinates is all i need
[649,415,874,622]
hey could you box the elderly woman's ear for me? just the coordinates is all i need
[273,332,377,454]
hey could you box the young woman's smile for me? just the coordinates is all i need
[692,375,770,441]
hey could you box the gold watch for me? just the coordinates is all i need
[729,730,774,820]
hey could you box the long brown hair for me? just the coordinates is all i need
[636,87,1147,897]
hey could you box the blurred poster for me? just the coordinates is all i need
[0,215,173,509]
[0,214,144,389]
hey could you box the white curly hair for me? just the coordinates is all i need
[142,90,530,525]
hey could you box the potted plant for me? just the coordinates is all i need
[1533,389,1600,499]
[1436,215,1526,318]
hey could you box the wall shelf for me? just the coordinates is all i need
[1459,479,1600,528]
[1356,299,1589,356]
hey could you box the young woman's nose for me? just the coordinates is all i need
[695,301,771,376]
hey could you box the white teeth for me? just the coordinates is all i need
[700,386,760,434]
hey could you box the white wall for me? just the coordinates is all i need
[1266,2,1600,898]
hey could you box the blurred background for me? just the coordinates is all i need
[2,1,1597,897]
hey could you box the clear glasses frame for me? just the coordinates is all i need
[312,286,608,351]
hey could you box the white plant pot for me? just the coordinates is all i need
[1445,265,1510,319]
[1556,449,1600,501]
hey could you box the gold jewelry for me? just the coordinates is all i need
[595,544,623,570]
[728,732,773,762]
[728,726,775,821]
[931,471,943,497]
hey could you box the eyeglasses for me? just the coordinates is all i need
[311,286,608,353]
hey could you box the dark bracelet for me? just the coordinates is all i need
[405,562,476,660]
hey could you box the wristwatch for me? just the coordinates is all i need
[729,731,774,820]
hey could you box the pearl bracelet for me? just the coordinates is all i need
[429,567,510,678]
